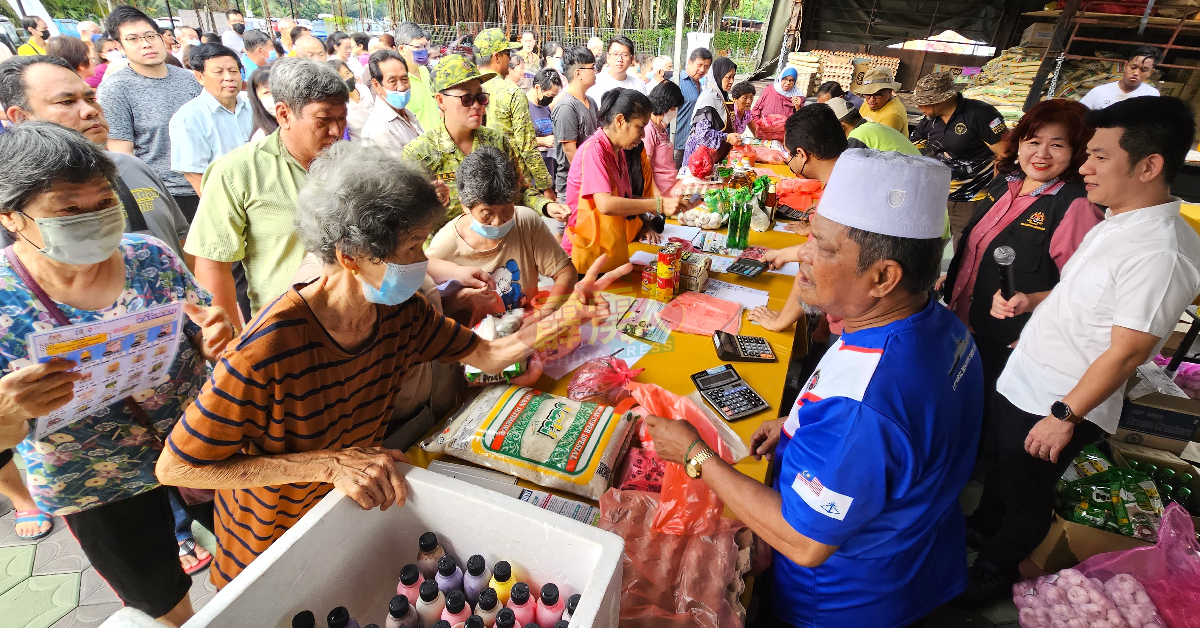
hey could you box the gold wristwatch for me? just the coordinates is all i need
[685,448,716,478]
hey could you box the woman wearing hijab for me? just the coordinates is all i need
[682,56,740,165]
[753,66,805,124]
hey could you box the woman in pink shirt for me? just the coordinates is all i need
[942,98,1103,490]
[643,80,685,196]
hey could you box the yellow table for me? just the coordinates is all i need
[407,163,808,492]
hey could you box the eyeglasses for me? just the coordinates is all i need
[441,91,490,107]
[122,32,162,45]
[608,52,631,60]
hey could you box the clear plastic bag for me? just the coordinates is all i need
[567,356,644,405]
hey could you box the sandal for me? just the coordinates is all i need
[178,538,212,575]
[14,509,53,540]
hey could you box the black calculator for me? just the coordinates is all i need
[726,258,767,277]
[691,364,771,422]
[713,330,777,362]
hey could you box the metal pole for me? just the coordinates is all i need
[165,0,176,30]
[670,0,685,140]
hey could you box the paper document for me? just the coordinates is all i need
[696,231,742,256]
[25,302,185,439]
[1133,362,1189,399]
[707,255,735,273]
[617,298,671,344]
[768,262,800,276]
[541,292,653,380]
[774,221,804,233]
[629,250,658,266]
[703,280,770,309]
[640,223,702,245]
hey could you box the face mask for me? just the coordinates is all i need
[21,205,125,265]
[186,38,200,46]
[411,49,429,65]
[663,109,678,125]
[549,58,563,71]
[470,218,514,240]
[537,93,554,107]
[385,88,410,110]
[39,29,50,39]
[260,94,275,112]
[104,50,125,63]
[268,50,277,62]
[232,23,245,35]
[663,70,674,81]
[345,76,356,91]
[359,260,428,305]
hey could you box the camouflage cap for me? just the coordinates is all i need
[430,54,497,92]
[475,28,521,60]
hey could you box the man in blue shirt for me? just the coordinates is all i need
[672,47,712,168]
[646,148,982,627]
[168,43,252,196]
[240,29,274,78]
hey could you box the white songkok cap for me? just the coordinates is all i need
[817,148,952,239]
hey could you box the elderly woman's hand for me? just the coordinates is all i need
[185,303,236,362]
[545,202,571,221]
[0,359,82,422]
[324,447,410,511]
[527,255,631,348]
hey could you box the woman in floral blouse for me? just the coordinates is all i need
[0,124,234,625]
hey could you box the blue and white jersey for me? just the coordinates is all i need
[772,298,983,627]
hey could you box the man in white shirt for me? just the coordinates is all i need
[1079,46,1160,109]
[959,96,1200,609]
[586,36,646,102]
[361,49,423,149]
[221,8,245,53]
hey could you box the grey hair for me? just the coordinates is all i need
[268,57,349,113]
[0,122,117,215]
[394,22,428,45]
[846,227,945,296]
[296,142,442,264]
[456,147,518,209]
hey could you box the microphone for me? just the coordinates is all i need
[994,246,1017,300]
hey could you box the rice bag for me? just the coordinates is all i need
[423,385,637,500]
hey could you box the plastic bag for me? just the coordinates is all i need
[751,145,787,164]
[1152,354,1200,399]
[630,382,735,535]
[1012,567,1149,628]
[728,145,756,166]
[755,113,789,141]
[658,291,742,336]
[1077,503,1200,628]
[598,488,752,628]
[776,177,823,215]
[567,355,644,405]
[688,146,716,179]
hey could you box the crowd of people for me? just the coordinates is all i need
[0,9,1197,628]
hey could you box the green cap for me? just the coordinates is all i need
[430,54,496,92]
[475,28,521,60]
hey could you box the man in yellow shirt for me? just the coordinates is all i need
[16,17,49,56]
[853,67,907,136]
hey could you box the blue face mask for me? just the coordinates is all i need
[268,50,277,62]
[411,49,429,65]
[359,260,428,305]
[385,88,411,110]
[470,218,515,240]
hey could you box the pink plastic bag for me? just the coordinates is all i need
[756,113,789,141]
[630,382,735,536]
[567,356,644,405]
[658,292,742,336]
[1077,503,1200,628]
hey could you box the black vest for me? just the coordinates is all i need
[943,178,1088,347]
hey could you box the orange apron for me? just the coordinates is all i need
[567,140,656,274]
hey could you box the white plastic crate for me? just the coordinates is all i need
[165,464,622,628]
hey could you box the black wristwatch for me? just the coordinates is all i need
[1051,401,1082,424]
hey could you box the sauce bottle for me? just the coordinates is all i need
[416,579,447,628]
[494,608,517,628]
[554,622,568,628]
[463,555,491,605]
[458,615,485,628]
[417,532,447,580]
[535,584,564,628]
[327,606,361,628]
[489,561,515,605]
[292,610,316,628]
[396,563,424,606]
[436,555,464,595]
[562,594,580,622]
[431,622,452,628]
[475,588,501,628]
[506,582,536,627]
[385,595,416,628]
[441,590,472,626]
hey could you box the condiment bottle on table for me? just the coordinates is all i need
[441,590,472,625]
[475,588,501,627]
[396,563,423,605]
[292,610,316,628]
[385,595,416,628]
[534,584,564,628]
[562,594,580,622]
[436,555,465,594]
[506,582,536,626]
[327,606,360,628]
[489,561,515,604]
[431,622,451,628]
[459,616,485,628]
[554,622,568,628]
[417,532,446,580]
[463,555,491,604]
[416,580,447,627]
[494,608,517,628]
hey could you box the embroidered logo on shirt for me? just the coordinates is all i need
[804,369,820,392]
[1019,211,1047,231]
[954,122,967,135]
[792,470,854,521]
[887,189,907,207]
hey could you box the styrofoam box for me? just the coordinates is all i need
[181,464,625,628]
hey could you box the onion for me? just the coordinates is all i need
[1051,603,1077,620]
[1067,586,1090,605]
[1077,603,1105,621]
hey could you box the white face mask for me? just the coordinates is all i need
[663,109,678,126]
[103,50,125,63]
[20,205,125,265]
[260,95,275,113]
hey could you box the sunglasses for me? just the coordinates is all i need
[441,91,490,107]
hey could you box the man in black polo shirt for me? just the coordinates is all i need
[911,71,1008,243]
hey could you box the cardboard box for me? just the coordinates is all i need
[1021,23,1056,49]
[1113,427,1192,455]
[179,465,625,628]
[1029,514,1152,572]
[1117,370,1200,450]
[1157,81,1186,98]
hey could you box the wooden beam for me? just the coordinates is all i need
[1022,0,1080,111]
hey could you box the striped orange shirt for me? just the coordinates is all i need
[166,285,477,587]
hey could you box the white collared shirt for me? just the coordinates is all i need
[360,101,424,150]
[997,198,1200,432]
